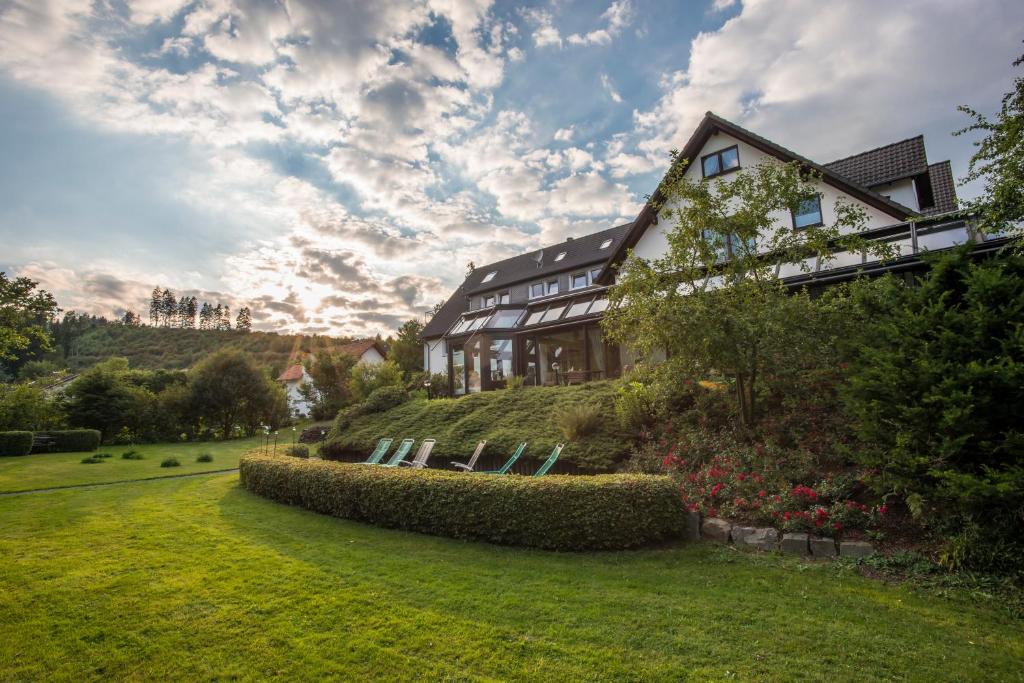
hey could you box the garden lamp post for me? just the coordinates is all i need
[273,431,279,457]
[424,379,432,400]
[551,361,560,386]
[292,426,296,447]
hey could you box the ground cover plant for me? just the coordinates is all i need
[160,457,181,468]
[0,438,260,493]
[0,473,1021,681]
[322,381,629,471]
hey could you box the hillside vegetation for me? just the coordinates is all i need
[64,326,353,374]
[322,381,631,471]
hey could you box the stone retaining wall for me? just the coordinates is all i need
[691,512,874,558]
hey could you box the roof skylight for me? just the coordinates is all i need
[553,252,567,261]
[480,271,497,283]
[599,238,613,249]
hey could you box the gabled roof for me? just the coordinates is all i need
[924,161,957,215]
[338,339,387,359]
[277,364,305,382]
[597,112,920,284]
[420,222,632,339]
[824,136,928,188]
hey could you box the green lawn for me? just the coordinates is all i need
[0,438,264,493]
[0,474,1021,681]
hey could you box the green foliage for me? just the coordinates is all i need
[121,450,144,460]
[843,248,1024,574]
[603,159,893,427]
[956,53,1024,235]
[322,381,629,470]
[0,272,59,374]
[189,349,289,438]
[555,403,602,441]
[428,371,452,397]
[80,456,105,464]
[348,360,404,402]
[361,386,409,414]
[196,453,213,463]
[17,359,64,382]
[301,352,358,420]
[285,445,309,459]
[0,383,65,432]
[504,375,525,391]
[389,319,424,378]
[45,429,101,453]
[240,453,684,550]
[160,457,180,468]
[0,431,33,456]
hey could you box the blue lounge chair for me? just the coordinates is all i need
[479,442,527,474]
[378,439,414,467]
[358,438,393,465]
[532,443,565,476]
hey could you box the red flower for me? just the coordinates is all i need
[757,489,766,498]
[878,505,888,516]
[833,522,842,530]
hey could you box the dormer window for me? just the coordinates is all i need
[701,145,740,178]
[554,251,567,262]
[599,238,613,249]
[481,271,497,283]
[792,196,823,230]
[570,272,588,290]
[482,295,495,308]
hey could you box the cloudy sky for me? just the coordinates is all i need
[1,0,1021,336]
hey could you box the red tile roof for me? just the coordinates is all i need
[338,339,386,359]
[277,364,305,382]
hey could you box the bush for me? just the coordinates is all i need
[285,445,309,458]
[0,431,33,457]
[505,375,525,391]
[844,249,1024,573]
[349,360,404,402]
[361,386,409,414]
[121,450,144,460]
[44,430,102,453]
[80,456,104,464]
[240,453,684,550]
[556,404,602,440]
[160,457,180,468]
[196,453,213,463]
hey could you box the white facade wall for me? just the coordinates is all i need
[871,178,918,212]
[632,134,907,261]
[359,347,386,364]
[422,337,447,374]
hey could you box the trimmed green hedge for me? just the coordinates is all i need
[240,453,684,551]
[43,430,102,453]
[0,431,34,457]
[321,381,630,471]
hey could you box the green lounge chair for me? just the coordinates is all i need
[398,439,436,469]
[358,438,393,465]
[532,443,565,476]
[479,442,527,474]
[378,439,414,467]
[451,440,487,472]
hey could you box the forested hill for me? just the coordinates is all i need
[63,326,355,375]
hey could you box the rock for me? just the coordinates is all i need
[809,535,837,558]
[732,526,780,551]
[839,540,874,558]
[683,511,702,542]
[780,532,810,555]
[701,517,732,543]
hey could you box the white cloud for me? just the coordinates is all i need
[600,73,623,103]
[520,7,562,48]
[553,125,575,141]
[567,0,635,46]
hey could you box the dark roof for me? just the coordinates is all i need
[597,111,919,284]
[924,161,958,215]
[420,222,632,339]
[824,136,929,188]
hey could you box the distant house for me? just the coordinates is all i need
[421,111,1010,397]
[276,339,387,417]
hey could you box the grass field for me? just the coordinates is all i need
[0,438,263,493]
[1,473,1021,681]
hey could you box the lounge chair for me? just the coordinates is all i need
[479,442,527,474]
[451,440,487,472]
[397,439,436,469]
[377,439,414,467]
[357,438,393,465]
[532,443,565,476]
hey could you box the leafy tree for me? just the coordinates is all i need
[390,319,423,377]
[149,287,162,326]
[17,359,64,382]
[0,272,59,373]
[198,302,213,330]
[301,352,358,419]
[64,358,156,441]
[348,359,404,403]
[956,51,1024,236]
[160,289,176,327]
[843,248,1024,573]
[184,297,198,328]
[189,349,280,438]
[121,310,141,327]
[602,158,891,427]
[235,306,252,331]
[0,383,65,431]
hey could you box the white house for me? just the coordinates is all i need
[277,339,388,417]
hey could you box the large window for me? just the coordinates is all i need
[482,295,495,308]
[487,308,524,328]
[570,272,588,290]
[489,338,512,384]
[498,291,510,304]
[701,145,740,178]
[521,324,620,386]
[792,196,823,229]
[529,279,559,298]
[451,346,466,396]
